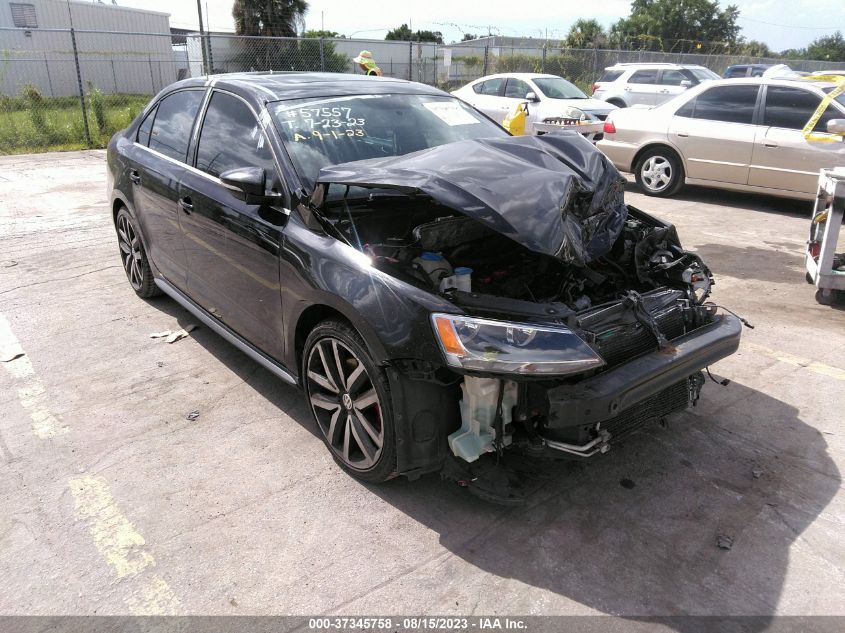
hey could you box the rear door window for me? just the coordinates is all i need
[504,79,531,99]
[147,90,205,162]
[136,105,157,146]
[195,91,277,181]
[660,69,687,85]
[473,78,505,95]
[763,86,840,131]
[678,85,759,124]
[598,69,624,82]
[629,70,659,84]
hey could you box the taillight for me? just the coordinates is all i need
[591,83,599,94]
[603,119,616,134]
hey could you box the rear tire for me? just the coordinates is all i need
[815,288,841,306]
[635,147,685,197]
[115,207,160,298]
[302,320,397,483]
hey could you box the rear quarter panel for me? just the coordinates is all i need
[597,108,677,173]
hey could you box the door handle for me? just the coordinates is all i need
[623,87,632,91]
[659,89,669,93]
[675,131,689,137]
[129,169,141,184]
[762,140,778,148]
[179,196,193,213]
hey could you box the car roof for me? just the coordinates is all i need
[680,76,840,96]
[605,63,709,70]
[162,71,446,103]
[468,73,562,82]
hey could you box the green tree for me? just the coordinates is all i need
[385,23,443,44]
[461,33,478,41]
[806,31,845,62]
[609,0,741,53]
[738,38,771,57]
[232,0,308,37]
[780,47,807,60]
[231,0,350,72]
[303,29,344,38]
[564,19,606,49]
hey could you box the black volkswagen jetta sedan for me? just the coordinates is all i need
[107,72,742,495]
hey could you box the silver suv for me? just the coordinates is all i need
[592,63,720,108]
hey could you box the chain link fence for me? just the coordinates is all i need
[1,26,840,154]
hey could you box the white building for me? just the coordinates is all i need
[1,0,175,96]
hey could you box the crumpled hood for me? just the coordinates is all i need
[315,133,628,266]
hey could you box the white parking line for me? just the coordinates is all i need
[0,313,68,438]
[69,475,180,615]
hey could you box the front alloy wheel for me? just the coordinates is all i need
[303,321,396,481]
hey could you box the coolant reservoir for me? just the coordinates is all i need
[413,251,452,287]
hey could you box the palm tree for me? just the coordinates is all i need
[233,0,308,38]
[231,0,310,71]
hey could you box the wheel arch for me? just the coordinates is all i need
[631,142,686,175]
[112,195,129,224]
[292,302,389,378]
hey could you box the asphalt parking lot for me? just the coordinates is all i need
[1,149,844,621]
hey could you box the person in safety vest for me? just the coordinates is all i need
[354,50,382,76]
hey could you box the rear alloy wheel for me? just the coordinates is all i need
[303,321,396,482]
[115,208,159,298]
[635,148,684,197]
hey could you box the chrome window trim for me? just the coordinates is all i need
[134,86,208,146]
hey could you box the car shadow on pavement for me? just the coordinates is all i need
[147,296,840,627]
[629,183,812,217]
[143,295,319,440]
[367,377,840,627]
[694,243,806,285]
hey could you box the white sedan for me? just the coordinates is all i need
[452,73,617,135]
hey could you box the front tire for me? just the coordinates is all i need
[303,320,397,482]
[635,147,685,197]
[115,207,160,298]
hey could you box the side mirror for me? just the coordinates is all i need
[220,166,266,201]
[827,119,845,135]
[680,80,693,88]
[525,91,540,102]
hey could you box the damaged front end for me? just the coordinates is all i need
[301,133,742,488]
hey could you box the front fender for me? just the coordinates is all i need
[280,213,460,374]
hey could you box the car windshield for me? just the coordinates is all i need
[689,68,720,81]
[532,77,588,99]
[270,94,507,190]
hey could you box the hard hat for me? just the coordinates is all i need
[353,50,378,71]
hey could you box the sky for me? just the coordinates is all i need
[125,0,845,52]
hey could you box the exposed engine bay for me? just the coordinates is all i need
[315,194,713,315]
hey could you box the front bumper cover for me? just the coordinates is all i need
[546,314,742,429]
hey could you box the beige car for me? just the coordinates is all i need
[597,77,845,200]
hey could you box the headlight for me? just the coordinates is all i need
[431,313,605,376]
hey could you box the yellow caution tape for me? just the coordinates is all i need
[800,75,845,142]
